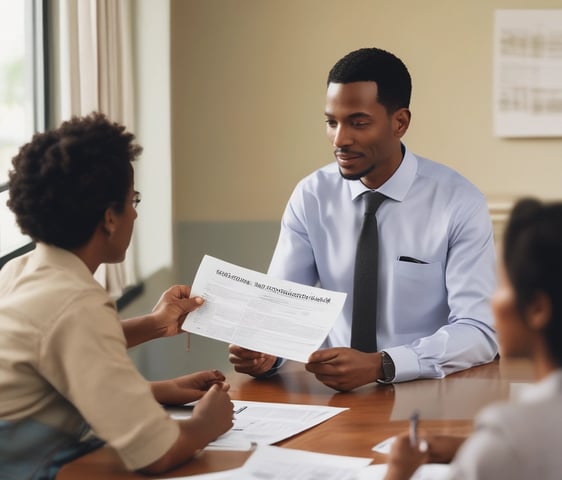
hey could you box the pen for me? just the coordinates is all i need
[409,410,419,448]
[233,405,247,415]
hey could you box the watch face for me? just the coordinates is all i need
[382,352,395,381]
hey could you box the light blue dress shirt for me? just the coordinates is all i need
[268,146,498,382]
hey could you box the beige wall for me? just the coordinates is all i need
[133,0,562,379]
[171,0,562,225]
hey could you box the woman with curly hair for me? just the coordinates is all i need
[0,113,233,478]
[384,198,562,480]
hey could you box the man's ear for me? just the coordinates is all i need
[527,291,552,331]
[393,108,411,138]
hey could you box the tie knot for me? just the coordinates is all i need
[363,191,386,215]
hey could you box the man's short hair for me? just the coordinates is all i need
[327,47,411,113]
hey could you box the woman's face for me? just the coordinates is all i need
[492,262,534,359]
[105,186,138,264]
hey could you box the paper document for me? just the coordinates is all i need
[157,469,242,480]
[371,436,396,454]
[357,463,451,480]
[182,255,347,362]
[168,400,348,448]
[167,405,252,451]
[231,445,372,480]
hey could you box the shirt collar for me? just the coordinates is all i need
[517,369,562,404]
[347,144,418,202]
[33,242,98,286]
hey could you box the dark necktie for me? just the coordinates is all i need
[351,191,386,353]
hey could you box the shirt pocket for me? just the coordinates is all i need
[391,259,446,335]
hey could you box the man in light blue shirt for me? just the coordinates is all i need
[229,47,498,391]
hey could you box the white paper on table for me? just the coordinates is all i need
[371,435,396,454]
[230,445,372,480]
[182,255,347,362]
[157,468,242,480]
[167,405,252,451]
[167,400,347,449]
[226,400,348,445]
[357,463,451,480]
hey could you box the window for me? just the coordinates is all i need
[0,0,47,268]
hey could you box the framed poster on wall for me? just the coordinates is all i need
[494,9,562,137]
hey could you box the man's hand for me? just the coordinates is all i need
[305,347,383,391]
[228,344,277,377]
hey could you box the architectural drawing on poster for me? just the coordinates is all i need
[494,9,562,137]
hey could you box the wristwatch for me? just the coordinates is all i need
[380,351,395,382]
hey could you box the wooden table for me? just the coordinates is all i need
[57,358,534,479]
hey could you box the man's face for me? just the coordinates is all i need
[324,81,406,189]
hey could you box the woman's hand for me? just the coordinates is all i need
[384,432,429,480]
[122,285,204,348]
[151,370,227,406]
[151,285,204,338]
[425,434,467,463]
[384,431,467,479]
[191,382,234,441]
[141,383,233,474]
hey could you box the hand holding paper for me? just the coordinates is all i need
[181,255,347,363]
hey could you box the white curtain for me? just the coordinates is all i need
[54,0,138,299]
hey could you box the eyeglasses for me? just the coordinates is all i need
[132,191,141,208]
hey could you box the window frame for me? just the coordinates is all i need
[0,0,49,270]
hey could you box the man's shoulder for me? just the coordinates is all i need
[414,154,484,199]
[416,155,475,185]
[302,162,340,181]
[294,162,343,192]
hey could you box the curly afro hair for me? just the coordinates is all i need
[7,112,142,250]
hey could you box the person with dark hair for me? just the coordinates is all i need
[229,47,498,391]
[0,113,233,478]
[384,198,562,480]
